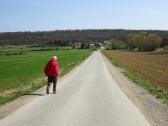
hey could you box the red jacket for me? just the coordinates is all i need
[44,59,59,77]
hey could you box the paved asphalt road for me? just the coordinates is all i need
[0,51,150,126]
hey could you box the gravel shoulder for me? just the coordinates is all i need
[101,52,168,126]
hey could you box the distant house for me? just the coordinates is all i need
[72,42,81,49]
[89,43,95,48]
[72,41,90,49]
[104,40,111,45]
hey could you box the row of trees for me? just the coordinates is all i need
[105,32,165,51]
[105,39,127,50]
[127,32,162,51]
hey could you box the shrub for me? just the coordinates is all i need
[105,39,127,50]
[127,32,162,51]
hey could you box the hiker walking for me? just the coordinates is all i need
[44,56,59,94]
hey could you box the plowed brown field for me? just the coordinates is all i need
[102,50,168,90]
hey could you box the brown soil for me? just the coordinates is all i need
[101,52,168,126]
[102,50,168,90]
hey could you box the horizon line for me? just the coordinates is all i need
[1,28,168,33]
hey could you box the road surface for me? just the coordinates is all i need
[0,51,150,126]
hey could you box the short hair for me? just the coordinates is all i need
[53,56,57,60]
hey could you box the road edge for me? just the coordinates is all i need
[0,52,94,120]
[100,51,156,126]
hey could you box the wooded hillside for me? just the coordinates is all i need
[0,29,168,46]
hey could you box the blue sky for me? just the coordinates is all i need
[0,0,168,32]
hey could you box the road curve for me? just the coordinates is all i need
[0,51,150,126]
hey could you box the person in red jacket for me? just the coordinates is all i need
[44,56,59,94]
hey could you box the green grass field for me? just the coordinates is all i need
[0,48,92,105]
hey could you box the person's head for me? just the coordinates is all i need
[52,56,57,60]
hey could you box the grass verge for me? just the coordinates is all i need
[0,49,92,105]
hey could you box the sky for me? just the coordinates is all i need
[0,0,168,32]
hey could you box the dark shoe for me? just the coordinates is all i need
[46,90,49,94]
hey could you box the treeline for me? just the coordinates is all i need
[105,32,168,51]
[105,39,127,50]
[0,29,168,46]
[127,32,162,51]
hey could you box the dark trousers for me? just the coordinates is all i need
[47,76,57,92]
